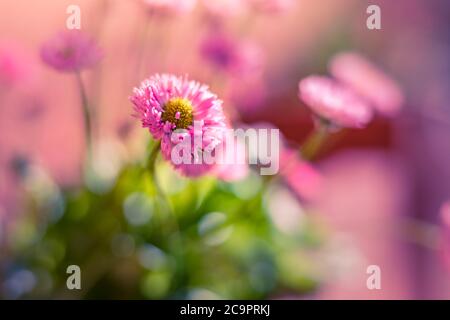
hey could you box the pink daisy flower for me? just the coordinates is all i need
[329,52,404,117]
[40,30,102,73]
[298,75,373,128]
[131,74,228,177]
[142,0,197,16]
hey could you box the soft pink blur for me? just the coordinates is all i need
[440,202,450,271]
[312,150,415,299]
[40,30,102,72]
[298,75,373,128]
[329,52,404,117]
[280,148,323,202]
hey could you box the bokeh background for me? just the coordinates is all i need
[1,0,450,299]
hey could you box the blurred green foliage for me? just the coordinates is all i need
[3,154,326,299]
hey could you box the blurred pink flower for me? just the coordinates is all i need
[249,0,295,13]
[0,44,34,89]
[130,74,228,177]
[142,0,197,16]
[298,75,373,128]
[40,31,102,73]
[280,147,323,202]
[200,31,264,78]
[329,52,404,117]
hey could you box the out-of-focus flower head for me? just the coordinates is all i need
[298,75,373,129]
[248,0,295,14]
[200,31,264,78]
[130,74,228,177]
[142,0,197,16]
[40,30,102,73]
[329,52,404,117]
[0,43,34,89]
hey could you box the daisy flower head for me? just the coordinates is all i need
[40,30,102,73]
[131,74,228,177]
[329,52,404,117]
[298,75,373,129]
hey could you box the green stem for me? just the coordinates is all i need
[76,72,93,161]
[146,141,161,174]
[146,142,178,229]
[301,121,330,161]
[145,141,185,289]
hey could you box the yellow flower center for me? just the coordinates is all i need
[161,98,194,129]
